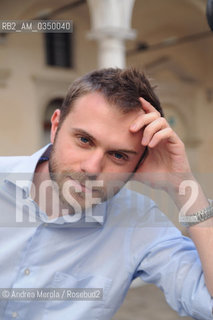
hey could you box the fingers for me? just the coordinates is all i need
[130,97,161,132]
[147,127,173,148]
[139,97,160,116]
[142,117,169,146]
[130,112,159,131]
[129,97,177,148]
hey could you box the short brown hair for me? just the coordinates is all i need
[59,68,163,126]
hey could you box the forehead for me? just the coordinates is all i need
[69,91,144,123]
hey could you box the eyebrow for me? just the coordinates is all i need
[71,128,139,155]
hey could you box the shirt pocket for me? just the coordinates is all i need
[41,271,112,320]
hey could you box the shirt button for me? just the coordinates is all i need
[12,311,18,318]
[24,268,30,275]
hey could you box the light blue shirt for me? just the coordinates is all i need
[0,144,212,320]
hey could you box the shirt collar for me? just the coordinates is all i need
[4,144,51,194]
[37,201,109,227]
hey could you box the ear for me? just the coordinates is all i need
[50,109,61,143]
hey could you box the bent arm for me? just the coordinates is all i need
[168,178,213,297]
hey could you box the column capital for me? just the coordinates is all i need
[86,0,136,68]
[87,0,136,39]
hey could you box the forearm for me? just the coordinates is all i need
[168,177,213,296]
[189,218,213,296]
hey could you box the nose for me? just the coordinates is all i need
[80,150,104,179]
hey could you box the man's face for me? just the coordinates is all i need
[49,92,145,212]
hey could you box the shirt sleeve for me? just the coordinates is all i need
[131,205,213,320]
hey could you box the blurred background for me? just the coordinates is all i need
[0,0,212,319]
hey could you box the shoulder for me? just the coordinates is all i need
[0,156,29,173]
[0,155,30,184]
[108,186,157,223]
[0,144,50,175]
[107,185,177,230]
[112,186,155,210]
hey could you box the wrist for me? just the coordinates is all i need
[165,175,209,215]
[163,172,195,195]
[179,201,213,227]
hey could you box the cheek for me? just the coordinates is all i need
[59,150,80,169]
[124,157,142,173]
[53,139,80,170]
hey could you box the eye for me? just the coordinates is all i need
[79,136,89,144]
[114,152,124,159]
[76,135,94,148]
[110,152,128,162]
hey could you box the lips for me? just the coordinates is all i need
[80,183,90,193]
[67,177,92,194]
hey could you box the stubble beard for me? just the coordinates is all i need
[48,144,108,214]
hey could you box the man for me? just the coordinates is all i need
[0,68,212,320]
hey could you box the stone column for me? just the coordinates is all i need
[87,0,136,68]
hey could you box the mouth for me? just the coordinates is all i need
[66,177,93,194]
[80,183,90,193]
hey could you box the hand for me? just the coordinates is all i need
[130,97,193,191]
